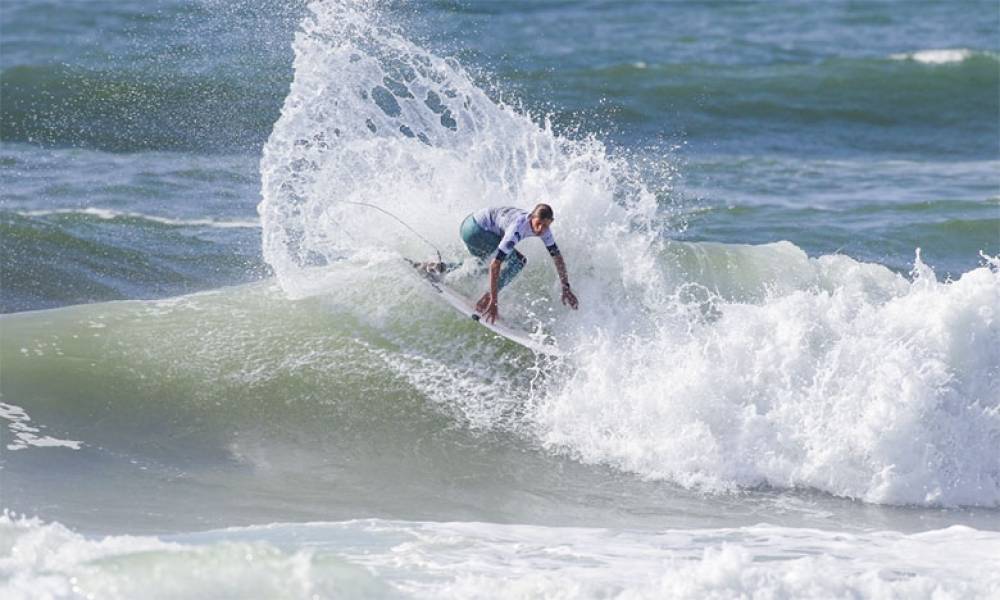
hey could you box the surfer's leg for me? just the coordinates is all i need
[498,250,526,290]
[415,215,489,276]
[460,214,501,261]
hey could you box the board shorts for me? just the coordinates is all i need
[460,214,526,290]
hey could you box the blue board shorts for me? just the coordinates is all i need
[459,214,526,290]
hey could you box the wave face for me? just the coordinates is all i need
[3,252,998,516]
[250,1,1000,509]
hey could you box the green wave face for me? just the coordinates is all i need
[0,266,571,528]
[0,274,536,449]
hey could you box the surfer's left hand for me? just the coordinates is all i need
[561,285,578,310]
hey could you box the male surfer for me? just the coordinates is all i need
[458,204,578,324]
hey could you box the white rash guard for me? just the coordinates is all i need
[472,206,559,260]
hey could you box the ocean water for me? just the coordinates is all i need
[1,0,999,598]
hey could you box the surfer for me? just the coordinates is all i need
[459,204,578,324]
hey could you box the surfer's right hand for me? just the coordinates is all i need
[483,300,499,324]
[477,292,498,323]
[475,292,490,312]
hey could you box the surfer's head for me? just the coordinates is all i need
[530,203,554,235]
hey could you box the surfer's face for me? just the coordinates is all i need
[530,217,553,236]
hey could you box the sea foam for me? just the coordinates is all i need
[3,515,998,600]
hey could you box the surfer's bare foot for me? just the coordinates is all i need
[414,261,445,275]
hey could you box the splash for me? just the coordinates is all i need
[258,0,658,299]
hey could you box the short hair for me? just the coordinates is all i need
[531,203,554,221]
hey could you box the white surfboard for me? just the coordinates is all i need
[406,259,565,357]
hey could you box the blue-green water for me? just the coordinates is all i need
[2,1,998,597]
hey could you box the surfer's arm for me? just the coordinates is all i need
[550,252,578,310]
[489,258,502,300]
[480,258,502,323]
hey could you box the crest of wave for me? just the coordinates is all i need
[258,0,659,299]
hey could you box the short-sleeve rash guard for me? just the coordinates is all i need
[472,207,558,260]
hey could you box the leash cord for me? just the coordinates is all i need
[340,200,444,264]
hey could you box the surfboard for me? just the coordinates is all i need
[405,259,565,357]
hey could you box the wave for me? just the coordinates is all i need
[249,0,1000,507]
[3,515,998,600]
[0,210,266,312]
[4,0,996,510]
[0,514,384,599]
[3,37,995,156]
[3,241,997,508]
[677,198,1000,279]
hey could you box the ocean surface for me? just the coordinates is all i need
[2,0,999,598]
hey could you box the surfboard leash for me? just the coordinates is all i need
[340,200,444,264]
